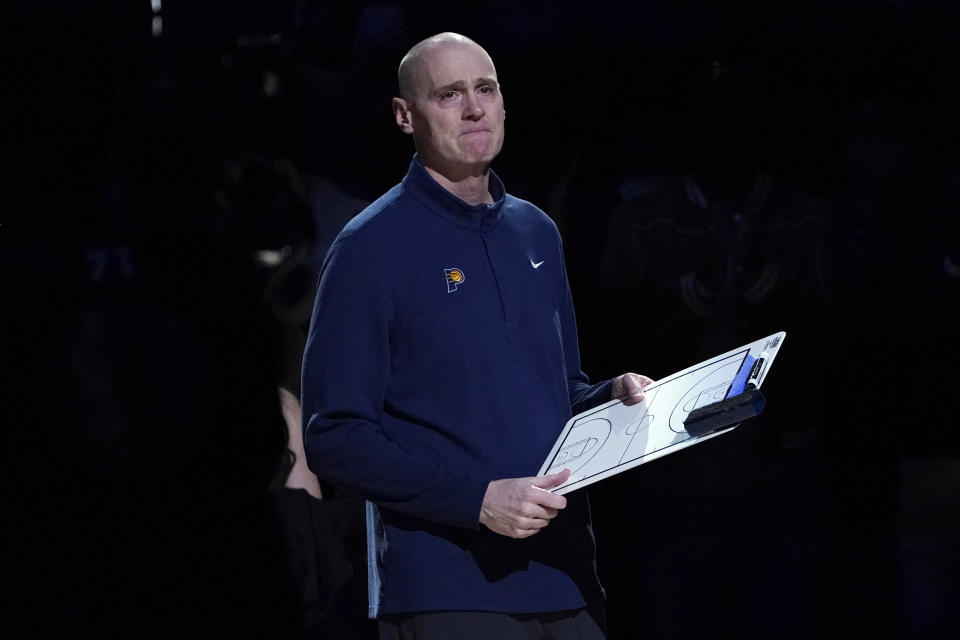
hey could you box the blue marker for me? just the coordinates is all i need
[725,354,755,398]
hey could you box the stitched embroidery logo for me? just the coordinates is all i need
[444,268,466,293]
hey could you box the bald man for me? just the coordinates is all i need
[301,33,651,640]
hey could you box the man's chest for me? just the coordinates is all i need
[387,227,565,364]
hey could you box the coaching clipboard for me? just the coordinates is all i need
[537,331,786,495]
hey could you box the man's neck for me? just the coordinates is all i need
[423,162,493,205]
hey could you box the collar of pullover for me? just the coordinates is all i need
[402,154,506,232]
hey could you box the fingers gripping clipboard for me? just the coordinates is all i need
[537,332,786,495]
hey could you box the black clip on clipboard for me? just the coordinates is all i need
[682,384,767,437]
[684,351,769,437]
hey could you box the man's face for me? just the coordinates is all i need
[398,42,505,176]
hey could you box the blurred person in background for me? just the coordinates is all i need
[591,55,839,639]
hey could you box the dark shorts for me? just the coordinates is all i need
[378,605,606,640]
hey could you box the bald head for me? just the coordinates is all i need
[397,32,495,102]
[391,31,505,189]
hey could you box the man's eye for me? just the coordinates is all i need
[440,91,460,102]
[477,86,494,96]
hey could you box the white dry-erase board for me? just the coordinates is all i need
[538,331,786,495]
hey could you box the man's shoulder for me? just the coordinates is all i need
[503,192,559,235]
[337,182,431,246]
[328,181,434,269]
[339,184,408,239]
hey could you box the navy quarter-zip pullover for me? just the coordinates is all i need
[301,156,612,616]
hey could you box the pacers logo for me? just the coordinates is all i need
[444,268,465,293]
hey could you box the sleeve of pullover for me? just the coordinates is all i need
[557,237,614,416]
[300,237,489,529]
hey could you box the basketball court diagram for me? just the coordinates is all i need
[538,331,786,495]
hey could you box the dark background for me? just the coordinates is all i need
[5,1,959,638]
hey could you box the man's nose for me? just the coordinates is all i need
[461,91,484,120]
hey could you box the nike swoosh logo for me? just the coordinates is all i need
[530,259,544,269]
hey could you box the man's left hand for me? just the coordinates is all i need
[611,372,654,406]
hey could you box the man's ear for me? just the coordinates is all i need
[393,97,414,133]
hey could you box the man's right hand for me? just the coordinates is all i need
[478,469,571,539]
